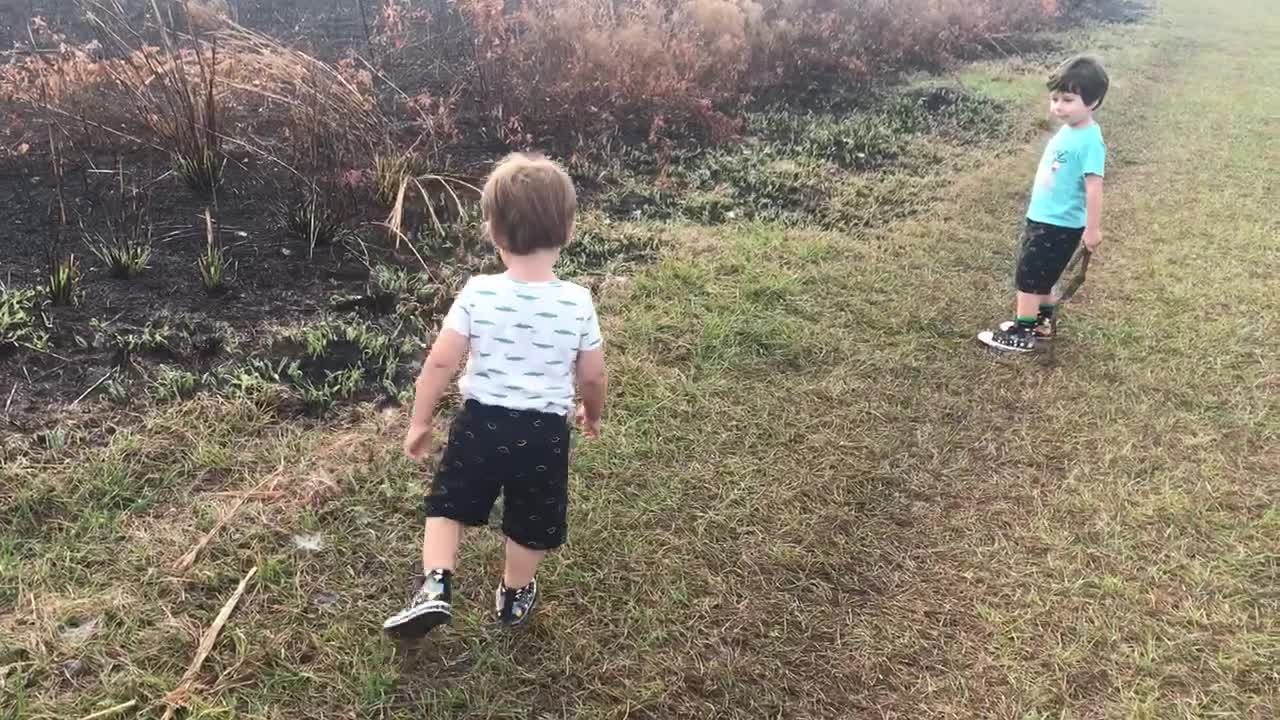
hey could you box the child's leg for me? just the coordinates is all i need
[1013,222,1080,323]
[1015,291,1046,321]
[422,517,464,572]
[495,407,570,622]
[503,538,547,589]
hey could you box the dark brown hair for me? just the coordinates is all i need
[1047,55,1110,109]
[480,153,577,255]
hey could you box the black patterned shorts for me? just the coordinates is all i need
[425,400,571,551]
[1016,219,1084,295]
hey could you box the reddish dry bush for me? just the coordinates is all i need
[453,0,760,142]
[748,0,1050,88]
[430,0,1054,143]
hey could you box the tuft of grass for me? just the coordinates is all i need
[85,165,155,279]
[151,367,202,403]
[412,202,486,261]
[234,317,422,414]
[92,319,174,369]
[86,230,152,279]
[173,144,225,195]
[46,254,81,306]
[373,152,420,208]
[85,1,226,194]
[0,284,49,351]
[365,264,446,322]
[373,151,481,270]
[278,184,350,256]
[560,212,663,278]
[198,209,229,292]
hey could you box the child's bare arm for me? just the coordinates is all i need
[574,348,607,438]
[1083,175,1104,251]
[404,329,469,460]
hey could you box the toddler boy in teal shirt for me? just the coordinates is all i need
[979,56,1109,352]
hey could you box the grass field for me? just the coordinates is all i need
[2,0,1278,717]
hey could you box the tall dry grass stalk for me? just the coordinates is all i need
[82,0,224,192]
[77,0,386,184]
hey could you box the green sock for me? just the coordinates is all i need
[1015,315,1038,330]
[1038,303,1056,321]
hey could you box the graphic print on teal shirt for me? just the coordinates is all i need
[1026,122,1106,229]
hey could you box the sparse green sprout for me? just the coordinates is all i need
[87,169,154,278]
[47,254,81,306]
[199,209,229,292]
[174,147,225,195]
[374,152,419,207]
[100,379,131,406]
[199,243,228,291]
[416,203,485,260]
[559,213,661,278]
[38,428,68,451]
[152,367,201,402]
[87,230,152,278]
[368,264,443,319]
[0,285,49,351]
[279,185,348,256]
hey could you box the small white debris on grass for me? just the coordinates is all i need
[292,534,325,552]
[59,617,100,646]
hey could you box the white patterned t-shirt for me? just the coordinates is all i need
[441,273,603,416]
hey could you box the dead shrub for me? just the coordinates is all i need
[444,0,1053,143]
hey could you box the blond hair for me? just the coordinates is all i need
[480,153,577,255]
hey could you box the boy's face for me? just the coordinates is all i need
[1049,91,1096,127]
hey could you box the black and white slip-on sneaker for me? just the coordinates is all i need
[978,325,1037,353]
[495,577,538,627]
[383,569,453,638]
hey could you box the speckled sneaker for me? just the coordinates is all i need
[999,317,1054,339]
[383,569,452,638]
[495,577,538,626]
[978,325,1037,353]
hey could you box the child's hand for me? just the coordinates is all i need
[1084,227,1103,252]
[404,421,433,461]
[575,403,601,439]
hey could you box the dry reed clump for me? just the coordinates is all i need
[446,0,1055,140]
[4,0,1052,169]
[7,2,387,185]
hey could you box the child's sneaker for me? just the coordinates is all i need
[383,569,452,637]
[998,318,1055,340]
[978,325,1037,353]
[495,577,538,626]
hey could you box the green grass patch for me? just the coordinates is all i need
[598,86,1010,230]
[0,284,49,352]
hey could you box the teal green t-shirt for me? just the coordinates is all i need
[1026,122,1106,229]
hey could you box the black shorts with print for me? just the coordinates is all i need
[425,400,571,551]
[1015,219,1084,295]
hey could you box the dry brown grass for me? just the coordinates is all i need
[3,2,386,187]
[443,0,1057,139]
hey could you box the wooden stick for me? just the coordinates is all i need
[173,473,280,573]
[71,370,115,407]
[160,567,257,720]
[76,699,138,720]
[207,490,285,500]
[173,495,249,574]
[1046,248,1092,365]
